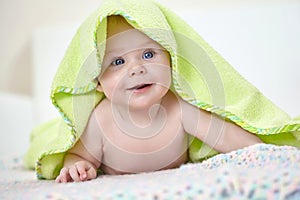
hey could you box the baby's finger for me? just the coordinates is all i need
[55,176,62,183]
[86,167,97,180]
[55,167,70,183]
[76,164,88,181]
[69,166,81,182]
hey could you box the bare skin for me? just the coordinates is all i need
[55,16,262,183]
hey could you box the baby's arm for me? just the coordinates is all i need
[55,112,103,183]
[55,140,99,183]
[181,101,262,153]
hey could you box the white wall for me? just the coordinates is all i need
[0,0,103,95]
[177,2,300,117]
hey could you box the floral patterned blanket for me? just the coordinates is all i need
[1,144,300,199]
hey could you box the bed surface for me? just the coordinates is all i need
[1,144,299,199]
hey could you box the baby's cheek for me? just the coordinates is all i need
[101,74,125,97]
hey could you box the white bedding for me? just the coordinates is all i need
[1,144,299,199]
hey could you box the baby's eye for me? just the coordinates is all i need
[142,50,155,60]
[112,58,125,66]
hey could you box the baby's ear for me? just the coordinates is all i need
[96,84,103,92]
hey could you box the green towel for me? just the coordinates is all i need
[24,0,300,180]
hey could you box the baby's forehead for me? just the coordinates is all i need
[104,29,165,57]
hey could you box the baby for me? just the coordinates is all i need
[55,15,262,183]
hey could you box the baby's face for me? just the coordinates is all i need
[98,16,171,109]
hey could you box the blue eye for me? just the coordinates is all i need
[143,51,154,60]
[112,58,125,66]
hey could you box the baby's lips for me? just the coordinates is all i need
[127,83,153,90]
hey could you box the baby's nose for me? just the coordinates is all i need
[128,65,146,77]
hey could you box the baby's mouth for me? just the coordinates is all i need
[127,83,153,90]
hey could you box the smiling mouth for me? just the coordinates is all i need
[128,83,153,90]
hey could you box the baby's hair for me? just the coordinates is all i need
[107,15,128,25]
[106,15,134,37]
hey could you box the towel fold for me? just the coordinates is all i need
[24,0,300,179]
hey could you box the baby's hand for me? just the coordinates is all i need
[55,161,97,183]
